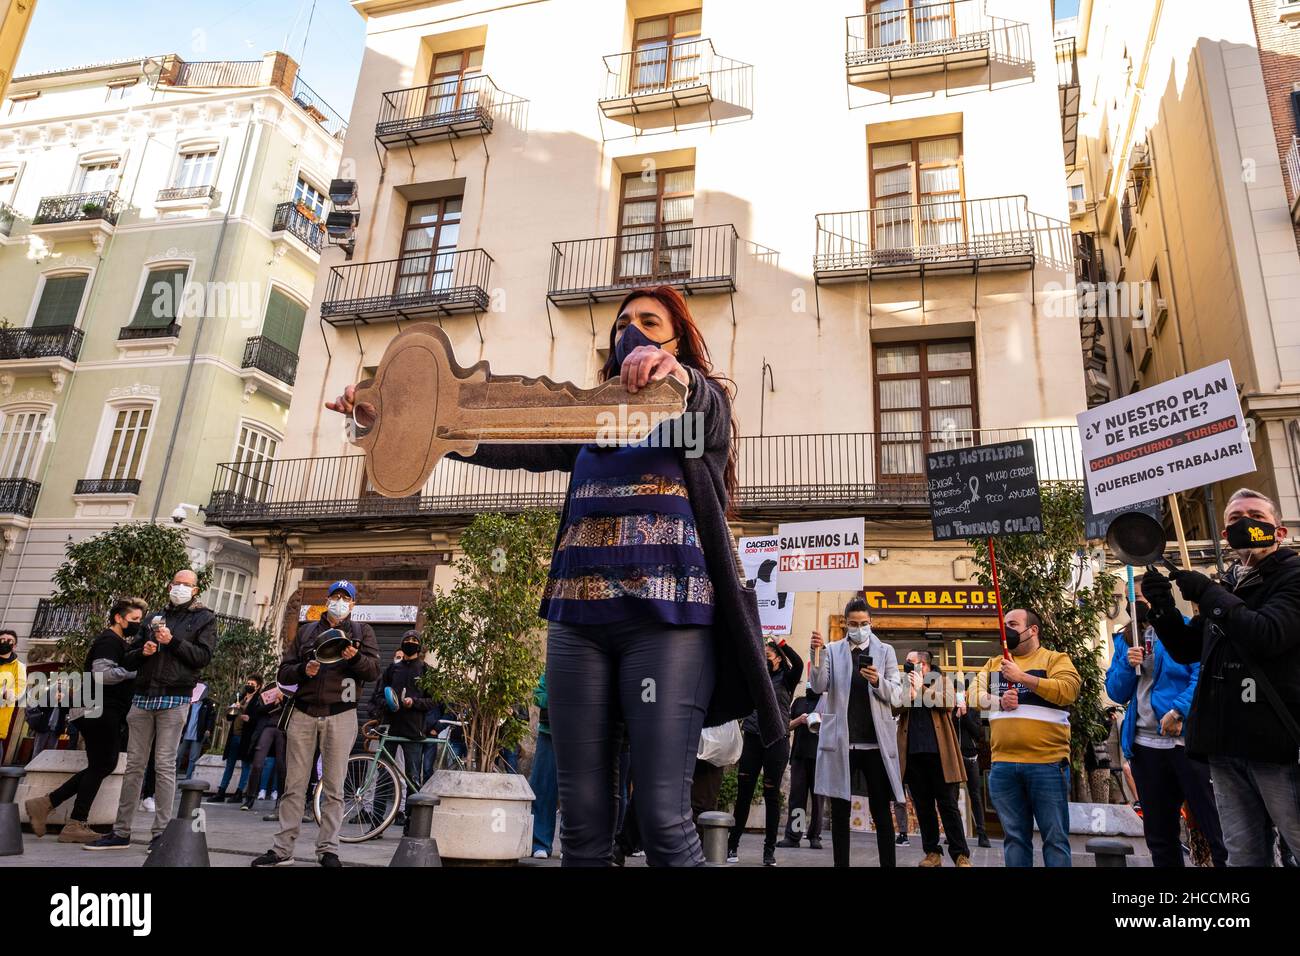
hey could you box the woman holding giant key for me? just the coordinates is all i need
[328,285,781,866]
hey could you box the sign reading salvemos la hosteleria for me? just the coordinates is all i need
[925,439,1043,541]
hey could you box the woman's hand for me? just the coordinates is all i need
[325,384,377,429]
[620,345,689,394]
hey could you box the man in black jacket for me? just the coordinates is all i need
[87,569,217,851]
[1142,487,1300,866]
[371,629,434,824]
[252,580,380,867]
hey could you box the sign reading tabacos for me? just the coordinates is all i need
[861,586,999,615]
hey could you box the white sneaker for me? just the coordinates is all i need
[142,797,156,812]
[257,790,267,800]
[270,791,279,801]
[532,849,549,859]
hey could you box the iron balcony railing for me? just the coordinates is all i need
[599,38,753,112]
[320,250,495,325]
[32,191,123,226]
[272,201,325,252]
[157,184,216,203]
[0,325,84,362]
[375,75,519,145]
[0,478,40,517]
[814,196,1053,278]
[291,74,348,139]
[74,478,141,495]
[173,59,262,87]
[1285,136,1300,212]
[846,0,1005,72]
[548,223,739,304]
[242,336,298,387]
[31,599,90,640]
[206,426,1083,527]
[1056,36,1079,88]
[118,322,180,341]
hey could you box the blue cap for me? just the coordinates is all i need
[328,579,357,600]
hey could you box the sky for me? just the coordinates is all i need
[15,0,366,118]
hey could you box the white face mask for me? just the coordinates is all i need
[846,624,871,645]
[327,599,352,620]
[169,584,194,605]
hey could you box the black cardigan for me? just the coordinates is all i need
[450,365,784,747]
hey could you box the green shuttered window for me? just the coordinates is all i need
[128,266,188,328]
[32,274,89,328]
[262,288,306,352]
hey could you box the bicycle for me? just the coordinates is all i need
[311,718,465,843]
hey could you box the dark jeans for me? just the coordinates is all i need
[829,748,896,867]
[245,725,286,800]
[47,715,122,821]
[217,737,253,795]
[691,759,722,823]
[785,755,823,843]
[729,731,791,851]
[177,737,204,779]
[376,740,426,822]
[546,618,715,867]
[1130,743,1226,867]
[963,756,988,837]
[989,761,1071,867]
[905,751,970,860]
[530,731,558,854]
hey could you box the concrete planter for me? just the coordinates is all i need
[421,769,534,863]
[16,749,126,827]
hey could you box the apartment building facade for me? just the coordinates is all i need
[1067,0,1300,546]
[206,0,1086,670]
[0,52,344,648]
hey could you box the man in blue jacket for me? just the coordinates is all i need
[1105,599,1226,866]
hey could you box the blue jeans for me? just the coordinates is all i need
[217,738,253,794]
[1209,756,1300,867]
[530,731,558,854]
[177,738,204,779]
[989,761,1072,867]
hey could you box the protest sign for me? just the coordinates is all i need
[1077,360,1255,514]
[774,517,864,593]
[1083,483,1162,542]
[924,439,1042,541]
[739,535,795,637]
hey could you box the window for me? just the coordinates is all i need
[261,288,307,352]
[231,423,278,503]
[631,9,702,91]
[870,135,963,249]
[174,149,217,188]
[868,1,957,49]
[106,81,137,103]
[397,197,462,296]
[292,177,326,219]
[99,406,151,481]
[0,410,48,481]
[616,166,695,281]
[0,166,17,207]
[1069,184,1086,202]
[875,339,977,477]
[77,160,119,193]
[31,274,89,328]
[426,47,483,117]
[210,567,250,617]
[126,265,188,331]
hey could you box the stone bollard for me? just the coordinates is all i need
[389,793,442,867]
[1086,837,1135,868]
[698,810,734,866]
[0,767,25,856]
[145,779,210,868]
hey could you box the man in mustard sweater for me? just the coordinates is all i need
[975,608,1080,867]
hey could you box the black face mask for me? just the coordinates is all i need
[1225,516,1277,550]
[401,642,421,657]
[0,641,13,658]
[245,684,258,695]
[613,322,679,370]
[1004,626,1022,652]
[1134,601,1150,625]
[122,621,142,637]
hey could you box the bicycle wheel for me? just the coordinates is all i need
[314,754,401,843]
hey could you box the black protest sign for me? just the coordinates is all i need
[925,439,1043,541]
[1083,483,1162,542]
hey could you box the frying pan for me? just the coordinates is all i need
[1105,511,1179,574]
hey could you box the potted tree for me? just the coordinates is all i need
[420,509,556,862]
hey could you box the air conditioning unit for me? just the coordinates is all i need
[325,210,359,259]
[1069,199,1086,217]
[329,179,358,208]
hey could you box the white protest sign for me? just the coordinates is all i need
[774,517,865,593]
[738,535,795,637]
[1077,359,1255,513]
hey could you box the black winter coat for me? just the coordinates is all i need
[1150,547,1300,764]
[450,365,784,746]
[122,601,217,698]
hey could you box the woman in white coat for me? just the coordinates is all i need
[809,596,904,867]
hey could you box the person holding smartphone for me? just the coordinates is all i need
[809,597,904,867]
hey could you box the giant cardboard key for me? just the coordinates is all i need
[349,324,689,497]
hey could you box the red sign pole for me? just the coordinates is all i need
[988,536,1011,661]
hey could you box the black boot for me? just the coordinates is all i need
[206,790,228,803]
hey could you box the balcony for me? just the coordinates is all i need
[167,58,347,139]
[240,335,298,404]
[31,599,90,640]
[1285,135,1300,224]
[1057,37,1080,166]
[598,39,753,127]
[156,184,217,210]
[319,250,495,331]
[0,478,40,518]
[271,201,325,253]
[0,326,84,369]
[118,322,181,341]
[205,426,1083,530]
[846,0,1010,84]
[1120,187,1136,252]
[30,191,123,244]
[374,75,525,151]
[547,223,738,308]
[74,478,141,496]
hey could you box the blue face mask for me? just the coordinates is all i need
[613,322,678,369]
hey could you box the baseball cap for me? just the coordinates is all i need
[328,579,357,600]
